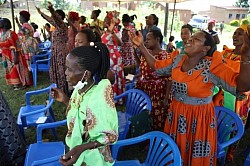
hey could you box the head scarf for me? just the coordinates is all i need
[69,11,79,21]
[106,10,120,26]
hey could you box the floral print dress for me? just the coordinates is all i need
[102,31,125,104]
[155,52,239,166]
[65,79,118,166]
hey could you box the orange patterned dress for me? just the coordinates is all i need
[136,50,169,130]
[154,52,239,166]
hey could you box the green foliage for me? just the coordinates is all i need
[0,0,6,5]
[230,19,240,27]
[240,18,250,25]
[41,0,72,10]
[235,0,249,8]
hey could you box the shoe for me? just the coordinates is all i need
[14,86,26,91]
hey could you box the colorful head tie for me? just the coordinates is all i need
[69,11,79,21]
[106,11,120,26]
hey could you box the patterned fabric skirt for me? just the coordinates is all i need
[164,99,217,166]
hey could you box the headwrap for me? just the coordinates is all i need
[240,24,249,32]
[19,10,30,21]
[69,11,79,21]
[106,11,120,26]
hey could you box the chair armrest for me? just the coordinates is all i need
[37,119,67,142]
[31,155,62,166]
[36,58,50,64]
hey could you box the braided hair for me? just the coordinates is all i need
[70,42,110,80]
[202,30,216,57]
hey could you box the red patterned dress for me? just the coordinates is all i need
[41,11,69,95]
[120,24,136,66]
[101,31,125,104]
[0,30,33,86]
[136,50,169,130]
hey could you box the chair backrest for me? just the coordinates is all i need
[43,40,52,50]
[112,131,182,166]
[114,89,152,116]
[215,106,244,157]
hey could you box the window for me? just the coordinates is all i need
[242,14,246,18]
[236,14,240,19]
[229,13,232,19]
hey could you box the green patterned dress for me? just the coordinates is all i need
[65,79,118,166]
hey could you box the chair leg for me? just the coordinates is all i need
[18,125,26,142]
[31,68,37,87]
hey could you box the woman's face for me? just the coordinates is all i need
[145,32,159,49]
[208,22,214,31]
[184,31,208,56]
[232,28,244,47]
[19,15,25,24]
[91,11,96,19]
[75,32,89,47]
[181,28,192,44]
[146,15,154,26]
[65,54,85,87]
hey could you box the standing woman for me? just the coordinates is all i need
[129,28,250,165]
[36,2,69,95]
[0,18,33,89]
[15,10,39,70]
[90,9,103,42]
[67,11,80,52]
[120,14,136,69]
[136,30,170,131]
[142,14,161,41]
[102,11,125,103]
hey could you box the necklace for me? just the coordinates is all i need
[75,81,95,109]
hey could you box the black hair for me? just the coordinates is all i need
[149,29,163,44]
[150,14,159,26]
[31,22,38,30]
[130,15,137,21]
[93,9,101,18]
[0,18,12,30]
[70,42,110,80]
[169,36,175,42]
[45,23,51,29]
[201,30,216,56]
[79,29,96,43]
[56,9,65,20]
[181,24,193,34]
[122,14,131,23]
[80,16,86,22]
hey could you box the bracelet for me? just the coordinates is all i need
[240,60,250,65]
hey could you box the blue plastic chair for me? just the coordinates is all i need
[17,84,57,140]
[114,89,152,140]
[39,40,52,51]
[24,119,66,166]
[112,131,182,166]
[215,106,244,166]
[31,50,52,86]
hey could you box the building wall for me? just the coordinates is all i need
[199,5,248,23]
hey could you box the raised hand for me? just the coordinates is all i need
[47,1,53,9]
[108,19,115,33]
[35,6,42,14]
[128,30,144,47]
[240,25,250,57]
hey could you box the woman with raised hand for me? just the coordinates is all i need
[51,43,118,166]
[36,2,69,95]
[129,27,250,165]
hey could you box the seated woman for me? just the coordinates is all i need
[51,43,118,166]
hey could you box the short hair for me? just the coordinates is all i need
[45,23,51,29]
[56,9,65,20]
[31,22,38,30]
[80,16,86,22]
[150,14,159,26]
[122,14,131,23]
[201,30,216,56]
[149,29,163,44]
[19,10,30,22]
[181,24,193,34]
[93,9,101,18]
[69,43,110,80]
[169,36,175,42]
[0,18,12,30]
[79,29,96,43]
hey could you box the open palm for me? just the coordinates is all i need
[128,30,144,47]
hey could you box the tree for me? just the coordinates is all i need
[235,0,249,8]
[0,0,6,6]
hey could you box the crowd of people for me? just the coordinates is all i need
[1,1,250,165]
